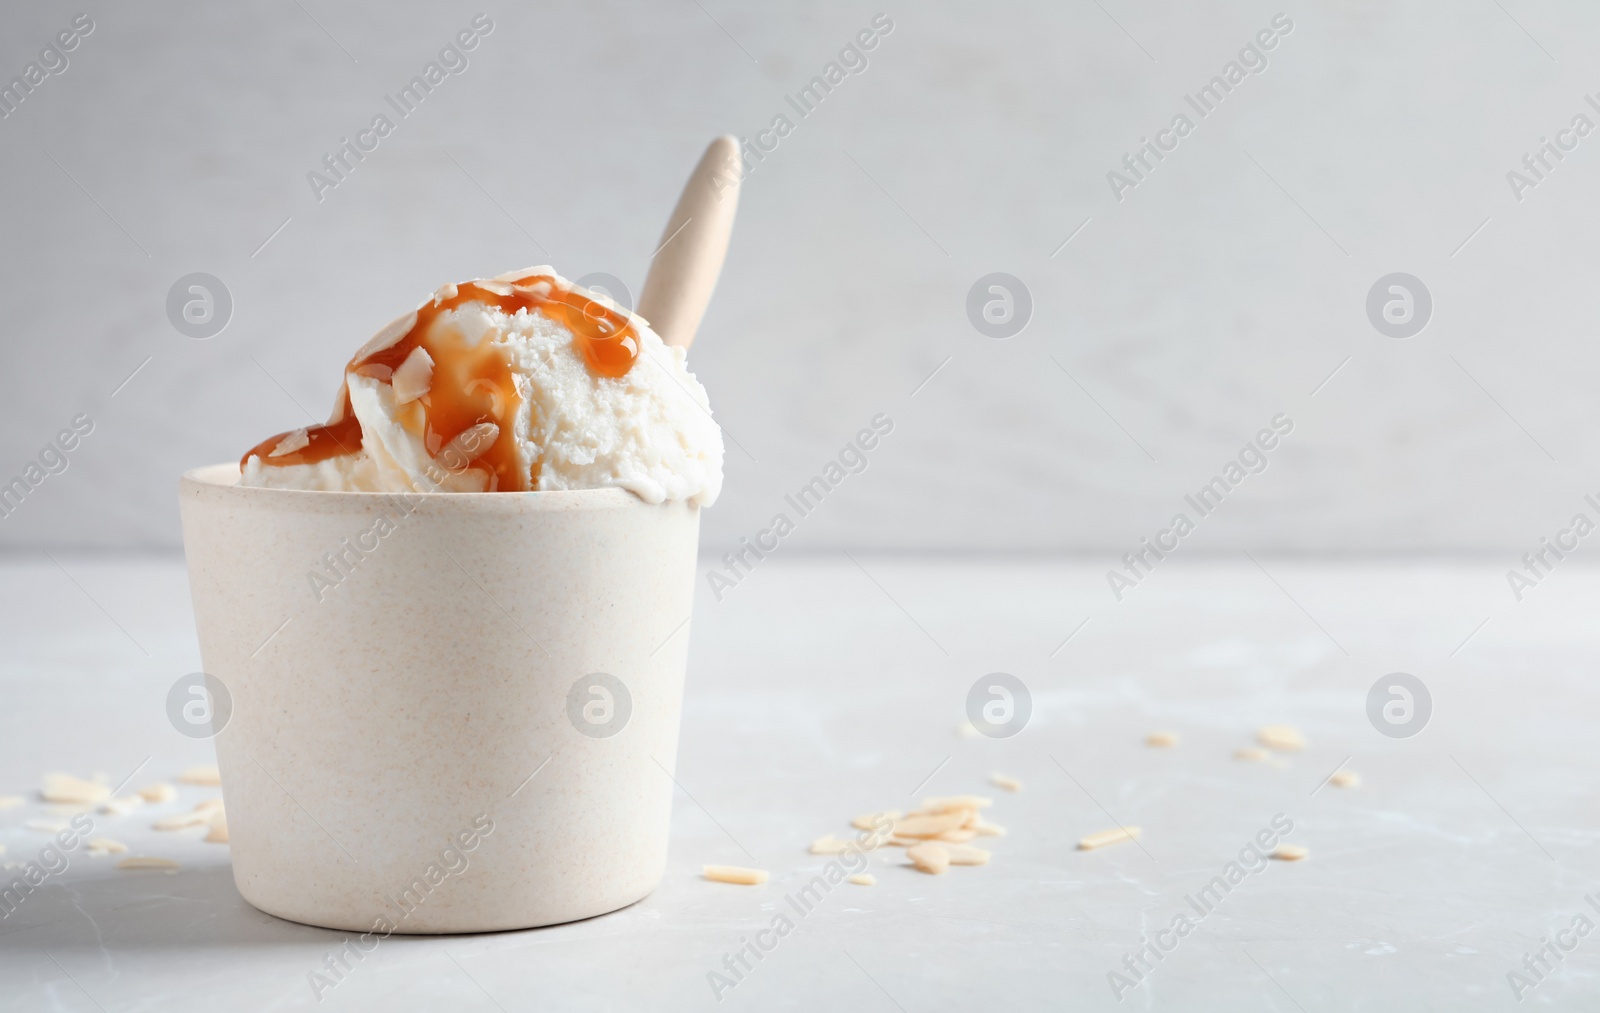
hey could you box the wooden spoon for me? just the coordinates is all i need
[637,136,742,350]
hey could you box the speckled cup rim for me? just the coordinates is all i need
[183,463,659,511]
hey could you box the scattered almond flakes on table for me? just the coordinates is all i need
[86,838,128,856]
[921,795,992,813]
[137,784,177,804]
[1233,747,1271,762]
[944,844,991,866]
[179,766,222,787]
[893,811,969,839]
[1078,826,1141,851]
[937,829,977,843]
[1272,844,1309,861]
[703,865,768,886]
[153,811,212,832]
[906,843,950,875]
[1145,732,1180,748]
[990,773,1023,792]
[809,834,850,855]
[41,773,110,805]
[1257,725,1306,751]
[972,820,1006,837]
[1330,770,1360,789]
[851,811,899,831]
[847,873,876,886]
[116,857,181,872]
[0,796,23,810]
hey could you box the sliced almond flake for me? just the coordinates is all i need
[25,819,69,833]
[972,821,1007,837]
[268,428,310,457]
[1078,826,1142,851]
[179,766,222,787]
[1145,731,1180,748]
[153,811,211,831]
[892,811,969,838]
[205,819,229,844]
[137,783,177,804]
[86,837,128,855]
[1330,770,1361,788]
[1233,747,1271,762]
[851,811,901,831]
[101,796,143,816]
[920,795,993,814]
[437,422,499,473]
[0,796,23,810]
[1272,843,1309,861]
[352,310,419,360]
[193,798,225,814]
[1257,725,1307,752]
[945,844,991,866]
[990,773,1023,793]
[936,829,977,843]
[390,345,435,404]
[703,865,768,885]
[41,773,110,805]
[116,857,181,871]
[906,843,950,875]
[809,835,849,855]
[847,873,877,886]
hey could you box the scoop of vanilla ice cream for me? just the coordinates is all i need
[239,269,724,506]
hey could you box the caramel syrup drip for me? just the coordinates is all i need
[241,274,640,489]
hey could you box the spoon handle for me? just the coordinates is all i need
[637,135,742,350]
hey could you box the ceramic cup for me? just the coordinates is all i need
[178,463,700,933]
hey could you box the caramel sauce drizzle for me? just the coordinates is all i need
[241,273,639,491]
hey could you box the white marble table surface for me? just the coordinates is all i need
[1,554,1596,1011]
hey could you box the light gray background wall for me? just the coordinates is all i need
[1,0,1595,554]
